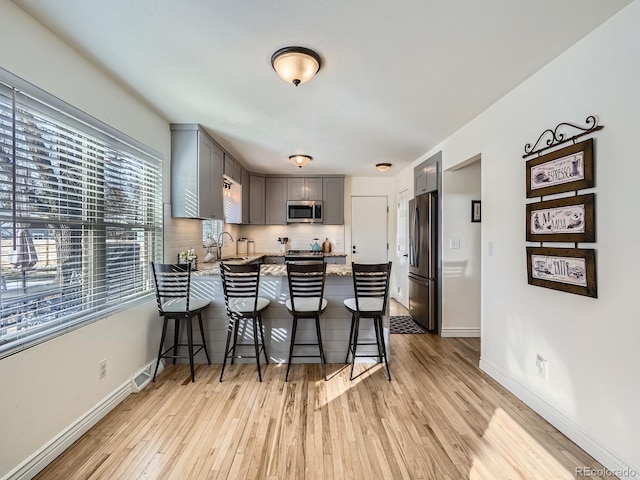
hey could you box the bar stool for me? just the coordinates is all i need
[151,263,211,382]
[343,262,393,381]
[285,261,328,381]
[220,262,270,382]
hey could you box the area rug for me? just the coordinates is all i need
[390,316,426,334]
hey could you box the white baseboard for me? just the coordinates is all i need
[4,382,131,480]
[480,358,638,479]
[441,327,481,337]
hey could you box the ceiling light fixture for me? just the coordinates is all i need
[376,163,392,172]
[290,154,312,168]
[271,46,322,86]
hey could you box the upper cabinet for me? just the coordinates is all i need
[248,174,266,224]
[266,177,287,224]
[322,177,344,225]
[224,153,242,184]
[241,167,250,224]
[414,152,440,196]
[170,124,224,219]
[287,177,323,201]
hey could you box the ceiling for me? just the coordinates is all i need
[13,0,631,176]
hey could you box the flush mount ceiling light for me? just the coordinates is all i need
[290,154,312,168]
[376,163,392,172]
[271,46,322,86]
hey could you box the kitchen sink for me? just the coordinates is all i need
[221,257,250,262]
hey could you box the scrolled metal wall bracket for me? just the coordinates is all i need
[523,115,604,158]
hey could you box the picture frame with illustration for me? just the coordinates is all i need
[526,138,594,198]
[526,246,597,298]
[526,193,595,242]
[471,200,481,223]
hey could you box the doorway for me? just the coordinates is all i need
[350,196,388,263]
[395,189,409,307]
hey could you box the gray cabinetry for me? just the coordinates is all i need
[224,153,242,183]
[266,177,287,224]
[414,152,440,196]
[262,256,284,264]
[322,176,344,225]
[287,177,322,201]
[248,174,265,224]
[324,256,346,264]
[242,167,250,223]
[170,124,223,219]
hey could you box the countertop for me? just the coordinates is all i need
[196,252,351,277]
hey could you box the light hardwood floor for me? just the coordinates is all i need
[36,306,614,479]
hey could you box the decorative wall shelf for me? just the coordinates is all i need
[523,115,603,159]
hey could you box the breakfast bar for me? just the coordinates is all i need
[177,259,390,365]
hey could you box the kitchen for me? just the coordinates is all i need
[0,1,637,479]
[162,123,397,366]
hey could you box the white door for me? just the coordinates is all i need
[395,189,409,306]
[351,196,388,263]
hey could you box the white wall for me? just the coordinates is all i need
[345,176,401,292]
[0,3,170,478]
[441,160,481,336]
[393,1,640,473]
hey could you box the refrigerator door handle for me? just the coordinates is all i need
[414,204,420,268]
[428,193,436,278]
[409,203,417,267]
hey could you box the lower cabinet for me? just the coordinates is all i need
[324,256,346,264]
[262,256,284,264]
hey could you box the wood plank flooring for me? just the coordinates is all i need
[36,313,614,479]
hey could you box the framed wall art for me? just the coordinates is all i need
[471,200,481,223]
[526,193,595,242]
[526,138,594,198]
[526,247,597,298]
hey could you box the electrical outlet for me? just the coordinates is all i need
[449,238,461,249]
[99,359,107,379]
[536,354,548,380]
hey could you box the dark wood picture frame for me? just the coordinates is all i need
[526,247,597,298]
[526,193,595,242]
[471,200,481,223]
[526,138,594,198]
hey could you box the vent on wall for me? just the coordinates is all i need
[130,360,163,393]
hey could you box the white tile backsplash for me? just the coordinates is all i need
[239,224,345,253]
[163,201,346,264]
[163,203,206,262]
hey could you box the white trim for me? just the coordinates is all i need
[441,327,481,337]
[480,358,639,480]
[3,382,131,480]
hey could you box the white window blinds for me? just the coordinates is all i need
[0,78,162,357]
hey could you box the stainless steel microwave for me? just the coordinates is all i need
[287,200,323,223]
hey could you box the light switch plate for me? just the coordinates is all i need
[449,238,460,249]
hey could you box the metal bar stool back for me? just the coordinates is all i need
[151,262,211,382]
[220,262,270,382]
[344,261,392,380]
[285,261,328,381]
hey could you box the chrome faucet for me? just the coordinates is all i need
[216,231,234,259]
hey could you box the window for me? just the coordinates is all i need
[202,219,224,244]
[0,75,162,358]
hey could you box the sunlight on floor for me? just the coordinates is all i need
[320,363,385,406]
[469,407,573,480]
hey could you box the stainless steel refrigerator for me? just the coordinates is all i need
[408,192,437,332]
